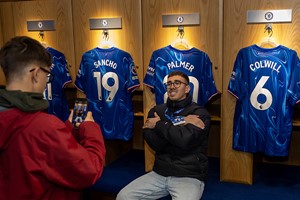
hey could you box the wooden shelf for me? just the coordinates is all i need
[211,115,221,122]
[134,112,144,117]
[293,119,300,127]
[293,109,300,126]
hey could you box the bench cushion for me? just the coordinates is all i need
[87,149,146,194]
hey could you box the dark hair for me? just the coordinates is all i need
[167,70,190,84]
[0,36,52,82]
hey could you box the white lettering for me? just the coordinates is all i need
[249,60,281,73]
[166,61,194,72]
[94,59,117,69]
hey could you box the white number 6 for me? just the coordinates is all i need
[250,76,272,110]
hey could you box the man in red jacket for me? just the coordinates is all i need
[0,36,106,200]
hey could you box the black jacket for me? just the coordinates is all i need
[143,95,211,181]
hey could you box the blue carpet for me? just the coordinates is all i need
[86,150,300,200]
[202,157,300,200]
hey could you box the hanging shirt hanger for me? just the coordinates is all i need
[99,30,115,49]
[99,39,115,49]
[41,41,49,48]
[170,26,192,50]
[259,36,278,48]
[171,38,191,50]
[39,31,49,48]
[259,23,279,48]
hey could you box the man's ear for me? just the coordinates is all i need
[185,84,191,94]
[31,68,39,83]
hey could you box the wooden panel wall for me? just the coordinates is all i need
[222,0,300,184]
[142,0,223,172]
[0,12,3,46]
[0,13,4,85]
[0,0,76,81]
[2,0,299,185]
[71,0,143,164]
[0,2,14,41]
[0,2,12,85]
[71,0,143,89]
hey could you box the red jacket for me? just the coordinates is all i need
[0,108,106,200]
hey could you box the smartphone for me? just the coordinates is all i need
[72,98,88,127]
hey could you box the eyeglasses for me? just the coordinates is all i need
[165,80,188,89]
[30,67,54,83]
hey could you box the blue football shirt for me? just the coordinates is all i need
[45,47,72,121]
[228,45,300,156]
[75,47,140,140]
[143,45,218,106]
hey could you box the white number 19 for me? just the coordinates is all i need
[93,71,119,102]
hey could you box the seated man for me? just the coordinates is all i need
[117,70,211,200]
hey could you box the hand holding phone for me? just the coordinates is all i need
[71,98,88,128]
[84,111,94,122]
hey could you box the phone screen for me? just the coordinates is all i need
[72,98,88,127]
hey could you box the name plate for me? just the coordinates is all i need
[27,20,55,31]
[162,13,200,27]
[247,9,292,23]
[89,18,122,30]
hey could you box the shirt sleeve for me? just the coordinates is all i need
[126,54,140,92]
[74,55,86,93]
[200,53,218,104]
[27,114,106,189]
[59,57,72,88]
[143,52,156,90]
[228,49,244,99]
[288,51,300,105]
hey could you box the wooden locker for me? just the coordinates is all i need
[71,0,143,89]
[222,0,300,184]
[0,0,76,81]
[142,0,223,172]
[71,0,143,164]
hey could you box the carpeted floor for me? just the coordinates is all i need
[202,157,300,200]
[84,150,300,200]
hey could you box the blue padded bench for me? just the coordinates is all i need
[86,149,146,194]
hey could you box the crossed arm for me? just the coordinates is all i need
[143,112,205,129]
